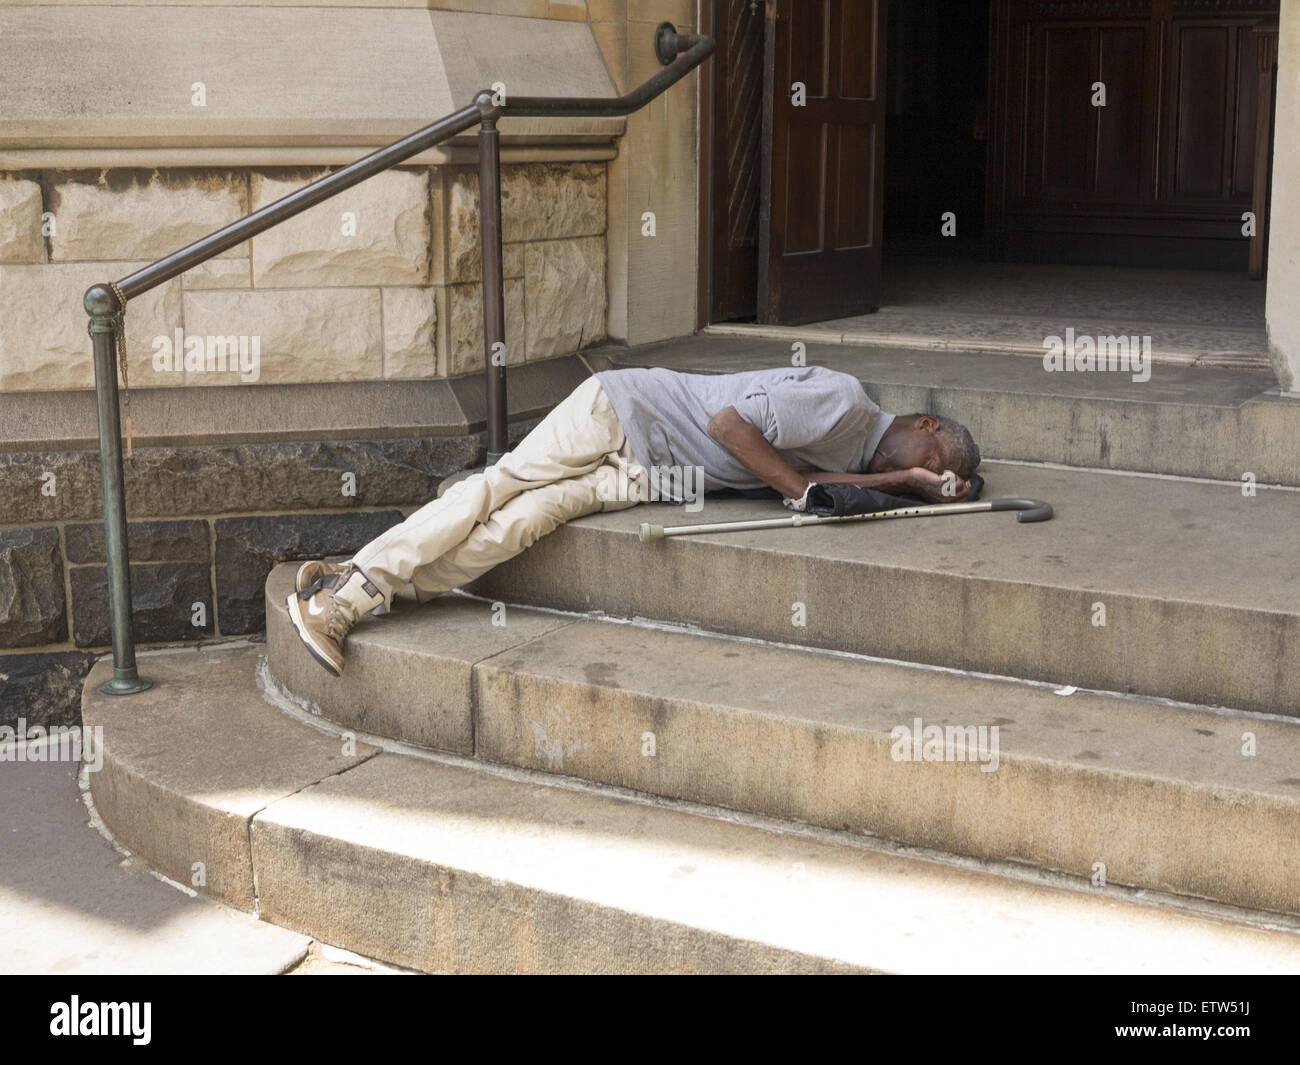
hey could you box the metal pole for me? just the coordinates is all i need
[85,284,152,695]
[639,497,1054,541]
[477,106,509,464]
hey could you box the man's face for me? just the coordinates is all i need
[871,418,951,475]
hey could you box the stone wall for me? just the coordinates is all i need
[0,162,607,392]
[0,420,544,730]
[0,157,606,728]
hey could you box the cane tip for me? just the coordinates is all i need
[639,523,665,542]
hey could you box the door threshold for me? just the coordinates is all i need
[702,321,1272,371]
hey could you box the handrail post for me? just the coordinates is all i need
[84,284,152,696]
[476,93,508,464]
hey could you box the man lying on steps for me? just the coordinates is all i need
[287,365,981,676]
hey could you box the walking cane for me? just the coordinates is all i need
[639,497,1053,542]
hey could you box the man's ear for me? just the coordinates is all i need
[914,415,941,435]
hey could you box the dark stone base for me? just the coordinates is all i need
[0,435,482,525]
[65,519,209,565]
[0,650,97,730]
[0,527,66,646]
[216,510,405,634]
[70,562,215,648]
[0,414,549,720]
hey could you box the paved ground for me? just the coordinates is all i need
[0,737,311,975]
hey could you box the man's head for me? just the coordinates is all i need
[869,414,981,479]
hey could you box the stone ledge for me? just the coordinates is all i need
[263,581,1300,917]
[83,645,380,910]
[0,438,480,525]
[0,8,625,152]
[0,357,590,452]
[265,563,576,753]
[0,145,621,171]
[466,462,1300,715]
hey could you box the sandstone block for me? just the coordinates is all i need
[252,169,430,287]
[447,279,526,375]
[0,179,45,262]
[181,257,251,290]
[0,261,182,392]
[48,172,247,262]
[180,288,382,386]
[382,287,437,379]
[447,163,605,281]
[524,236,606,360]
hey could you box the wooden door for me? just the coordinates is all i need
[986,0,1277,270]
[709,0,767,322]
[757,0,887,324]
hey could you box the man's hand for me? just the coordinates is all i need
[905,468,970,503]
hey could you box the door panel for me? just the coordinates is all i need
[1173,26,1230,198]
[987,0,1277,270]
[1232,27,1260,198]
[835,124,874,247]
[1036,26,1094,195]
[709,0,766,322]
[1095,27,1146,199]
[758,0,887,324]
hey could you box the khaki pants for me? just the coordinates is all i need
[352,375,648,605]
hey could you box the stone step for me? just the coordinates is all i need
[458,460,1300,715]
[264,565,1300,917]
[588,336,1298,485]
[84,644,1300,974]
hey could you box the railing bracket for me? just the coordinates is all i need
[656,22,684,65]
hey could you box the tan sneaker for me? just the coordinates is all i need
[286,565,385,676]
[294,559,350,594]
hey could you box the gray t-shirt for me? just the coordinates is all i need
[594,366,895,496]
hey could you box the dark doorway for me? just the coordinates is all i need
[883,0,990,259]
[699,1,1277,329]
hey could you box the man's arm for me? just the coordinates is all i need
[706,406,958,503]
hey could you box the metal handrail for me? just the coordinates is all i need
[83,22,714,695]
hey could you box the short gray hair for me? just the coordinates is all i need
[906,413,980,478]
[936,416,980,478]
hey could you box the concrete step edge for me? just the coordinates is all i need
[462,466,1300,713]
[699,323,1272,368]
[83,644,1300,974]
[259,650,1300,939]
[264,565,1300,917]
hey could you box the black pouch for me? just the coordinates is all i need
[805,473,985,517]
